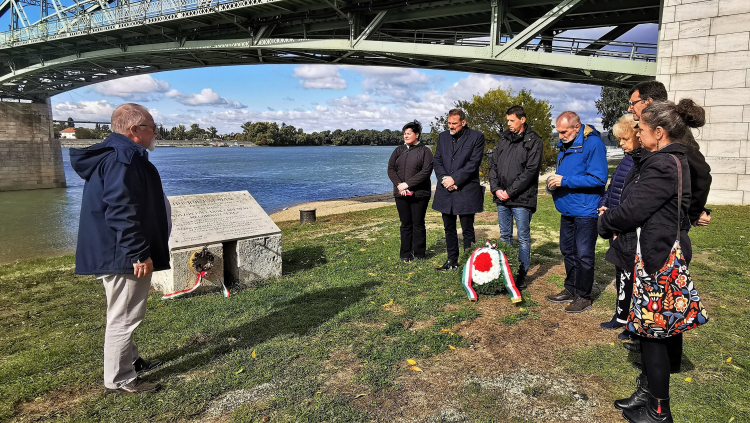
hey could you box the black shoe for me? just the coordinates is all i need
[622,395,673,423]
[619,329,635,341]
[106,377,161,395]
[514,267,528,290]
[623,339,641,353]
[546,289,574,303]
[614,373,650,411]
[601,315,625,329]
[436,259,459,271]
[133,357,160,374]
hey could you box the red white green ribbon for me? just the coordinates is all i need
[462,242,522,303]
[499,251,522,303]
[161,270,208,300]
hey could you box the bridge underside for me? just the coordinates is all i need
[0,0,660,101]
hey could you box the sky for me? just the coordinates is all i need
[50,25,658,134]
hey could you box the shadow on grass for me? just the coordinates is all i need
[281,245,327,276]
[150,280,380,378]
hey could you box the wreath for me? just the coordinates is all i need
[162,246,230,300]
[461,240,522,303]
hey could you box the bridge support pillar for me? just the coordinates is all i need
[0,99,66,191]
[656,0,750,205]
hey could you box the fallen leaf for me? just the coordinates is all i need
[449,345,456,350]
[236,368,244,374]
[726,357,732,363]
[315,391,322,394]
[409,365,422,372]
[360,248,366,252]
[685,377,692,382]
[369,301,375,304]
[355,393,366,398]
[449,332,454,335]
[228,337,236,341]
[519,308,525,312]
[251,350,257,359]
[729,417,735,422]
[407,359,417,365]
[610,342,615,346]
[262,417,270,423]
[382,299,394,307]
[369,273,376,276]
[441,328,451,333]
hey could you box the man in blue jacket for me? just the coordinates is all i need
[70,103,170,394]
[545,111,608,313]
[432,108,486,271]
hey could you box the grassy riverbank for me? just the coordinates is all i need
[1,194,748,422]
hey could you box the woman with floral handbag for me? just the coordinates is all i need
[598,99,709,423]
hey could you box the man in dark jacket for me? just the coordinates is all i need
[488,106,543,289]
[70,103,170,394]
[628,80,712,227]
[432,108,486,271]
[546,111,608,313]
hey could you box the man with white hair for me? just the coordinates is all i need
[70,103,169,394]
[545,111,608,313]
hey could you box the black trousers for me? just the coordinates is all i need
[395,197,430,259]
[640,333,683,398]
[615,266,634,323]
[442,212,476,261]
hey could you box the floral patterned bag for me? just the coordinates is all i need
[627,155,709,339]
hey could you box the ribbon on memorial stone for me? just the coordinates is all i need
[161,246,230,300]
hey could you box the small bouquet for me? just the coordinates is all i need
[461,240,521,303]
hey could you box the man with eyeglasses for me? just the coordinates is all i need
[70,103,170,394]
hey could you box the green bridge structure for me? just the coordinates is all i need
[0,0,747,205]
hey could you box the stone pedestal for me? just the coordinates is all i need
[225,234,282,288]
[0,99,66,191]
[152,243,225,294]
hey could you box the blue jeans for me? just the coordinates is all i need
[497,205,532,273]
[559,216,598,299]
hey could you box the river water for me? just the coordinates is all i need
[0,146,402,264]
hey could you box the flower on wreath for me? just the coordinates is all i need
[471,249,501,285]
[674,296,688,313]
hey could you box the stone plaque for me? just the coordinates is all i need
[168,191,281,249]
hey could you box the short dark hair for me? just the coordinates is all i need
[629,81,668,102]
[448,108,466,120]
[402,120,422,139]
[506,105,526,119]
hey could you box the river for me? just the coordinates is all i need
[0,146,404,264]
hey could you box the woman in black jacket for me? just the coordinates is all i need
[387,120,434,262]
[599,99,705,423]
[598,113,639,331]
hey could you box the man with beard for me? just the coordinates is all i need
[70,103,170,394]
[432,108,486,271]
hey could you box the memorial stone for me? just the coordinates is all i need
[152,191,282,295]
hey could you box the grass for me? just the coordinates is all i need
[1,194,748,422]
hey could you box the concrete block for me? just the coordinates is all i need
[663,22,680,40]
[705,157,746,173]
[672,36,716,56]
[679,18,712,38]
[715,32,750,53]
[706,105,744,122]
[719,0,750,16]
[665,0,681,6]
[676,0,719,22]
[706,140,743,156]
[662,5,676,23]
[707,50,750,71]
[152,243,226,295]
[744,105,750,122]
[225,234,282,287]
[671,72,714,90]
[707,189,744,204]
[711,173,738,190]
[738,175,750,191]
[657,74,672,90]
[710,12,750,36]
[674,89,707,106]
[712,70,747,88]
[704,123,749,140]
[704,87,750,105]
[742,140,750,157]
[659,40,674,57]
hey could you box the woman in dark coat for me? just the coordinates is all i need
[599,99,705,423]
[598,113,639,331]
[387,120,434,262]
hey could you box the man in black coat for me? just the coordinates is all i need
[70,103,170,395]
[628,81,712,227]
[488,106,543,289]
[433,108,486,270]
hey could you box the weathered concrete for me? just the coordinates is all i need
[225,234,282,288]
[152,243,226,294]
[657,0,750,205]
[0,99,65,191]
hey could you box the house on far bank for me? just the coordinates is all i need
[59,128,76,139]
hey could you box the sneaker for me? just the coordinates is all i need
[436,259,459,271]
[601,315,625,329]
[546,289,574,303]
[565,297,592,313]
[106,377,161,394]
[133,357,160,374]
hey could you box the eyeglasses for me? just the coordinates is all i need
[135,124,158,133]
[628,99,647,107]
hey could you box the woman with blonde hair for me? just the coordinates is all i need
[599,114,640,332]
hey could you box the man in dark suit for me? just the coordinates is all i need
[432,108,486,271]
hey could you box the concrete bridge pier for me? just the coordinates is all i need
[0,99,66,191]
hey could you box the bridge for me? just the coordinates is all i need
[0,0,748,206]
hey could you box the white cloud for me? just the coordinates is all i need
[53,100,117,121]
[293,65,347,90]
[165,88,246,109]
[89,74,171,101]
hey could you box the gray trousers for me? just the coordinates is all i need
[100,273,151,389]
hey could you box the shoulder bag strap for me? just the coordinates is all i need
[670,154,682,242]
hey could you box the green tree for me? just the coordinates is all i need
[207,126,218,139]
[595,86,630,142]
[66,117,75,128]
[74,127,93,139]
